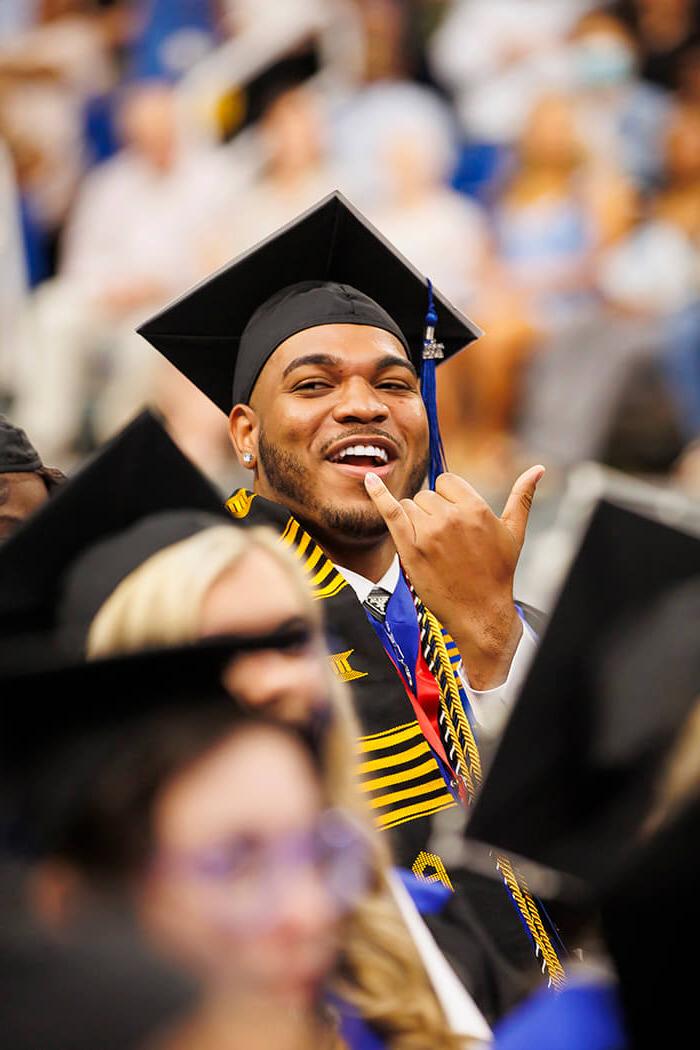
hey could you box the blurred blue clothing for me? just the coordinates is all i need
[660,302,700,441]
[493,979,627,1050]
[18,195,50,287]
[328,869,453,1049]
[127,0,219,82]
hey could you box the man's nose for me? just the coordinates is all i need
[332,377,389,424]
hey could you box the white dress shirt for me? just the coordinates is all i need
[336,555,537,742]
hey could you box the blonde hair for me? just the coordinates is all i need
[88,525,470,1049]
[647,696,700,835]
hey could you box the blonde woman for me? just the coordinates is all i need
[59,513,491,1048]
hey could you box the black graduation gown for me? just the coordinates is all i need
[225,488,551,1017]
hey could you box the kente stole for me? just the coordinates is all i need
[225,488,566,987]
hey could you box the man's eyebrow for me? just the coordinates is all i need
[281,352,418,380]
[282,353,340,379]
[374,354,418,379]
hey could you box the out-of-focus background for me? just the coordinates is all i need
[2,0,699,604]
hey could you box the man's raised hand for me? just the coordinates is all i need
[364,466,545,689]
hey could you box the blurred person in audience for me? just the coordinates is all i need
[491,92,635,332]
[568,7,672,190]
[335,81,489,313]
[610,0,700,91]
[11,78,230,465]
[4,646,347,1047]
[69,518,513,1039]
[428,0,589,147]
[0,0,118,268]
[0,415,63,540]
[11,632,477,1048]
[210,81,340,263]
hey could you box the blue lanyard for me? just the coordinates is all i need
[365,572,419,692]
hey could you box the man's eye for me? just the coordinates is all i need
[294,380,332,392]
[377,381,412,391]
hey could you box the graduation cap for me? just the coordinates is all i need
[138,191,482,488]
[221,38,322,141]
[463,495,700,889]
[600,794,700,1048]
[0,633,313,861]
[0,416,42,474]
[0,410,229,643]
[0,911,198,1050]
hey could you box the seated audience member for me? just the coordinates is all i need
[11,78,230,462]
[610,0,700,91]
[0,415,63,540]
[427,0,584,147]
[567,8,671,189]
[334,81,489,314]
[1,638,479,1049]
[491,92,632,331]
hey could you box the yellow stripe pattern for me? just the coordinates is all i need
[225,491,348,601]
[356,720,457,831]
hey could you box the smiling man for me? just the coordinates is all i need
[139,193,562,995]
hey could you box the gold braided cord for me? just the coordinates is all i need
[414,590,567,988]
[419,604,483,797]
[496,855,567,989]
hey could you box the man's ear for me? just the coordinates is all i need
[228,405,259,470]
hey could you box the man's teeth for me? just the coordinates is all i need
[336,445,389,464]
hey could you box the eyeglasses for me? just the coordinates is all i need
[151,808,371,931]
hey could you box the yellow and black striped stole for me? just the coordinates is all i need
[356,720,457,832]
[225,490,347,601]
[412,586,567,989]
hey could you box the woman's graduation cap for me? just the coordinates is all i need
[463,492,700,889]
[137,191,482,488]
[0,410,230,646]
[0,635,313,861]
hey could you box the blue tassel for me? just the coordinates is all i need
[421,279,447,490]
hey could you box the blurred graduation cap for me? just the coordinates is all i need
[220,38,322,141]
[0,410,229,644]
[0,912,198,1050]
[463,494,700,889]
[138,190,482,487]
[0,416,42,474]
[0,633,312,860]
[600,793,700,1048]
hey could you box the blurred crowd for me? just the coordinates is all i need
[2,0,700,501]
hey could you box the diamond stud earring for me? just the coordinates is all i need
[243,452,254,465]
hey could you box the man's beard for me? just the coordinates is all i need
[257,429,429,540]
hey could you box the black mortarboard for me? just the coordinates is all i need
[0,633,305,773]
[0,912,198,1050]
[0,633,312,859]
[0,410,229,641]
[600,795,700,1048]
[464,495,700,888]
[0,416,42,474]
[138,191,482,488]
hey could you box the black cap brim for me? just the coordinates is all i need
[138,191,482,413]
[465,495,700,887]
[0,411,227,638]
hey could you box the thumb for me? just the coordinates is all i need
[501,465,545,551]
